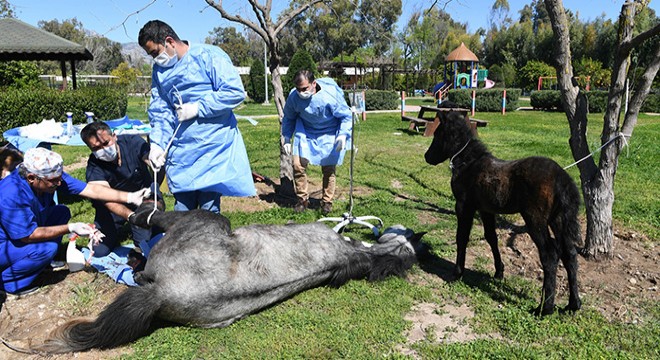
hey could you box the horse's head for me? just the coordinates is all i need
[129,200,164,228]
[424,101,473,166]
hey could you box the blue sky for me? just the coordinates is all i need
[9,0,658,45]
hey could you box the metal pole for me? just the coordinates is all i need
[263,41,269,105]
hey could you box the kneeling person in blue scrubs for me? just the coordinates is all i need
[0,147,150,295]
[81,122,163,257]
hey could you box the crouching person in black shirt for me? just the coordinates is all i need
[81,121,163,257]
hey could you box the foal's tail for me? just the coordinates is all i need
[554,172,582,248]
[34,284,161,353]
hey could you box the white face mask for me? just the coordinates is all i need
[94,144,118,162]
[154,43,178,68]
[298,90,313,100]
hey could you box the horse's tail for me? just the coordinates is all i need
[34,283,161,353]
[554,172,582,248]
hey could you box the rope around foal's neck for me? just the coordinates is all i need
[449,139,471,170]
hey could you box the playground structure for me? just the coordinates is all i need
[433,42,495,101]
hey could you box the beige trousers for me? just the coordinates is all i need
[292,156,336,204]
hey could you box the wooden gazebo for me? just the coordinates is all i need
[0,18,93,90]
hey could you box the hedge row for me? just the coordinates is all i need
[447,88,521,112]
[363,89,400,110]
[530,90,659,113]
[0,86,128,134]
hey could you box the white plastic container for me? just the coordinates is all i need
[66,112,74,136]
[84,111,95,124]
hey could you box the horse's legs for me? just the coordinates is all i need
[526,218,558,316]
[551,221,581,312]
[480,211,504,279]
[454,204,475,279]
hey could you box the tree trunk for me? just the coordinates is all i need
[545,0,660,259]
[204,0,325,199]
[269,58,295,198]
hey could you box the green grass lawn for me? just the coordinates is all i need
[54,98,659,359]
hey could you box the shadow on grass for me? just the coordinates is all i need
[416,243,536,306]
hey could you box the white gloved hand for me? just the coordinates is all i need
[334,135,346,152]
[127,188,152,206]
[283,143,292,156]
[149,143,166,171]
[176,102,199,122]
[68,222,97,237]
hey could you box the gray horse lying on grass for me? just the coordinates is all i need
[37,203,424,353]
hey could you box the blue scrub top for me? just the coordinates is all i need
[281,78,353,166]
[86,135,152,192]
[0,170,86,266]
[148,43,255,196]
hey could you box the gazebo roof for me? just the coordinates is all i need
[445,42,479,62]
[0,18,93,61]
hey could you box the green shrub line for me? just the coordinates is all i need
[531,90,660,113]
[0,86,127,137]
[447,88,521,112]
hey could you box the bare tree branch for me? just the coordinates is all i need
[624,22,660,53]
[104,0,158,40]
[622,41,660,136]
[273,0,325,35]
[204,0,268,39]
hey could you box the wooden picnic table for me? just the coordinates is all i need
[402,105,488,136]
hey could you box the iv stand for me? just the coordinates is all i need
[318,91,383,237]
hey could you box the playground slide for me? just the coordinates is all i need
[484,78,495,89]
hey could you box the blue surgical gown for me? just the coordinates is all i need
[281,78,353,166]
[148,43,255,196]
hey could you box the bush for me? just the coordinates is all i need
[530,90,610,113]
[0,61,43,89]
[248,57,269,103]
[447,88,521,112]
[640,92,659,113]
[283,49,317,89]
[586,90,608,113]
[518,60,555,92]
[0,86,127,136]
[364,90,399,110]
[530,90,562,110]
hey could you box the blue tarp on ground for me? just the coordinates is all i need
[3,116,150,153]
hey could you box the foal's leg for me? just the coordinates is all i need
[551,221,581,312]
[480,211,504,279]
[525,217,559,316]
[454,204,476,279]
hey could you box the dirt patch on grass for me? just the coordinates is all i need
[0,271,131,360]
[399,217,658,356]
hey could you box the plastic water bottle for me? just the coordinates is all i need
[66,112,74,136]
[84,111,95,124]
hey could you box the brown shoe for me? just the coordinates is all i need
[321,202,332,215]
[294,199,308,213]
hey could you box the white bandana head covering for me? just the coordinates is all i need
[22,147,63,178]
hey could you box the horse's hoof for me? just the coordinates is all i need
[493,271,504,280]
[532,305,556,317]
[562,300,581,313]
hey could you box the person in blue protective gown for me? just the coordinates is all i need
[0,148,151,295]
[281,70,353,215]
[138,20,255,214]
[80,121,164,258]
